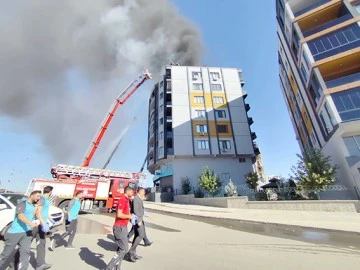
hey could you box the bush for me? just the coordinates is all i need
[181,177,192,195]
[224,179,237,197]
[193,186,205,198]
[198,166,222,197]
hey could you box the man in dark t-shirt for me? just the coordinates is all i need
[106,186,135,270]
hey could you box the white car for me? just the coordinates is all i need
[0,193,64,239]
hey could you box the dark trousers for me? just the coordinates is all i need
[0,231,33,270]
[59,219,77,246]
[127,221,150,244]
[34,226,47,267]
[106,226,128,270]
[128,223,145,255]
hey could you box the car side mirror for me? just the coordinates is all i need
[0,204,8,210]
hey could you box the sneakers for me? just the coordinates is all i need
[133,254,143,260]
[36,263,53,270]
[49,239,57,251]
[65,244,75,249]
[144,241,153,247]
[125,253,136,262]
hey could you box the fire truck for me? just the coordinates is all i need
[26,71,151,211]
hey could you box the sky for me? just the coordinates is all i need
[0,0,300,192]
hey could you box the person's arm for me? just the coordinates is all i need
[133,197,143,225]
[35,197,46,225]
[16,202,37,229]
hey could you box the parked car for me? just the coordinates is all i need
[0,193,64,239]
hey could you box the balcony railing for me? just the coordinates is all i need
[325,72,360,89]
[248,117,254,125]
[245,103,250,111]
[294,0,331,17]
[303,14,353,38]
[251,132,257,140]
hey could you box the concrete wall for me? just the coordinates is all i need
[174,194,360,212]
[147,192,174,203]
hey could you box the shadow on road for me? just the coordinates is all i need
[97,237,118,252]
[79,247,107,269]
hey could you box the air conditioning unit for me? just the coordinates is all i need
[193,75,199,80]
[213,77,218,81]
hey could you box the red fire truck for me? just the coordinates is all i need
[26,71,151,211]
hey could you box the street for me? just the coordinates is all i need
[1,211,360,270]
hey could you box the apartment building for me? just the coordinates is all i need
[147,65,260,194]
[276,0,360,199]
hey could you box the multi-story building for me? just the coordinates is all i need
[147,65,259,194]
[276,0,360,199]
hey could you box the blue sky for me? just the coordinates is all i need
[0,0,300,192]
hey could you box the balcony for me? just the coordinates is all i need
[251,132,257,140]
[325,72,360,89]
[303,14,353,38]
[248,117,254,126]
[294,0,331,18]
[245,103,250,112]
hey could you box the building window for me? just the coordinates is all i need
[197,140,209,150]
[215,110,226,119]
[308,24,360,60]
[300,64,308,82]
[166,81,171,90]
[160,81,164,88]
[160,105,163,112]
[159,146,164,156]
[195,110,206,118]
[196,125,208,133]
[159,132,163,140]
[302,50,311,70]
[210,84,222,91]
[219,140,231,150]
[239,158,246,163]
[324,102,336,127]
[217,125,229,133]
[160,92,164,99]
[296,92,302,105]
[310,132,317,145]
[331,87,360,121]
[194,96,205,104]
[160,118,163,125]
[193,83,204,91]
[213,96,224,104]
[210,72,220,80]
[320,112,330,136]
[343,136,360,156]
[192,72,201,80]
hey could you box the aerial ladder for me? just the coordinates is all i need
[51,70,151,180]
[81,71,152,168]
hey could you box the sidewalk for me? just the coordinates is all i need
[144,201,360,233]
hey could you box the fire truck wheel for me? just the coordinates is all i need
[58,200,70,212]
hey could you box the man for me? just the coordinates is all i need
[127,190,152,247]
[50,191,83,250]
[127,187,148,261]
[106,186,135,270]
[0,190,41,270]
[34,186,54,270]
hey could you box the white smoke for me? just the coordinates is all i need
[0,0,203,162]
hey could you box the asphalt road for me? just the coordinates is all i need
[1,211,360,270]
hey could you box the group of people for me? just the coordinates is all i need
[0,187,83,270]
[106,186,153,270]
[0,185,152,270]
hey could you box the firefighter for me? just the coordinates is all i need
[50,191,83,250]
[0,190,41,270]
[106,186,136,269]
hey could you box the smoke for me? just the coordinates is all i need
[0,0,203,162]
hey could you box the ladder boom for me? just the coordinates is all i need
[81,71,151,167]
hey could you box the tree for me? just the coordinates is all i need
[224,179,237,197]
[245,172,259,190]
[198,166,222,197]
[291,148,337,199]
[181,177,192,195]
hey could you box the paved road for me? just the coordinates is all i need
[1,211,360,270]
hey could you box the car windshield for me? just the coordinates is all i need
[0,193,27,206]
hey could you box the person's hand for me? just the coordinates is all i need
[67,216,72,223]
[137,222,142,227]
[30,222,38,229]
[42,224,50,233]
